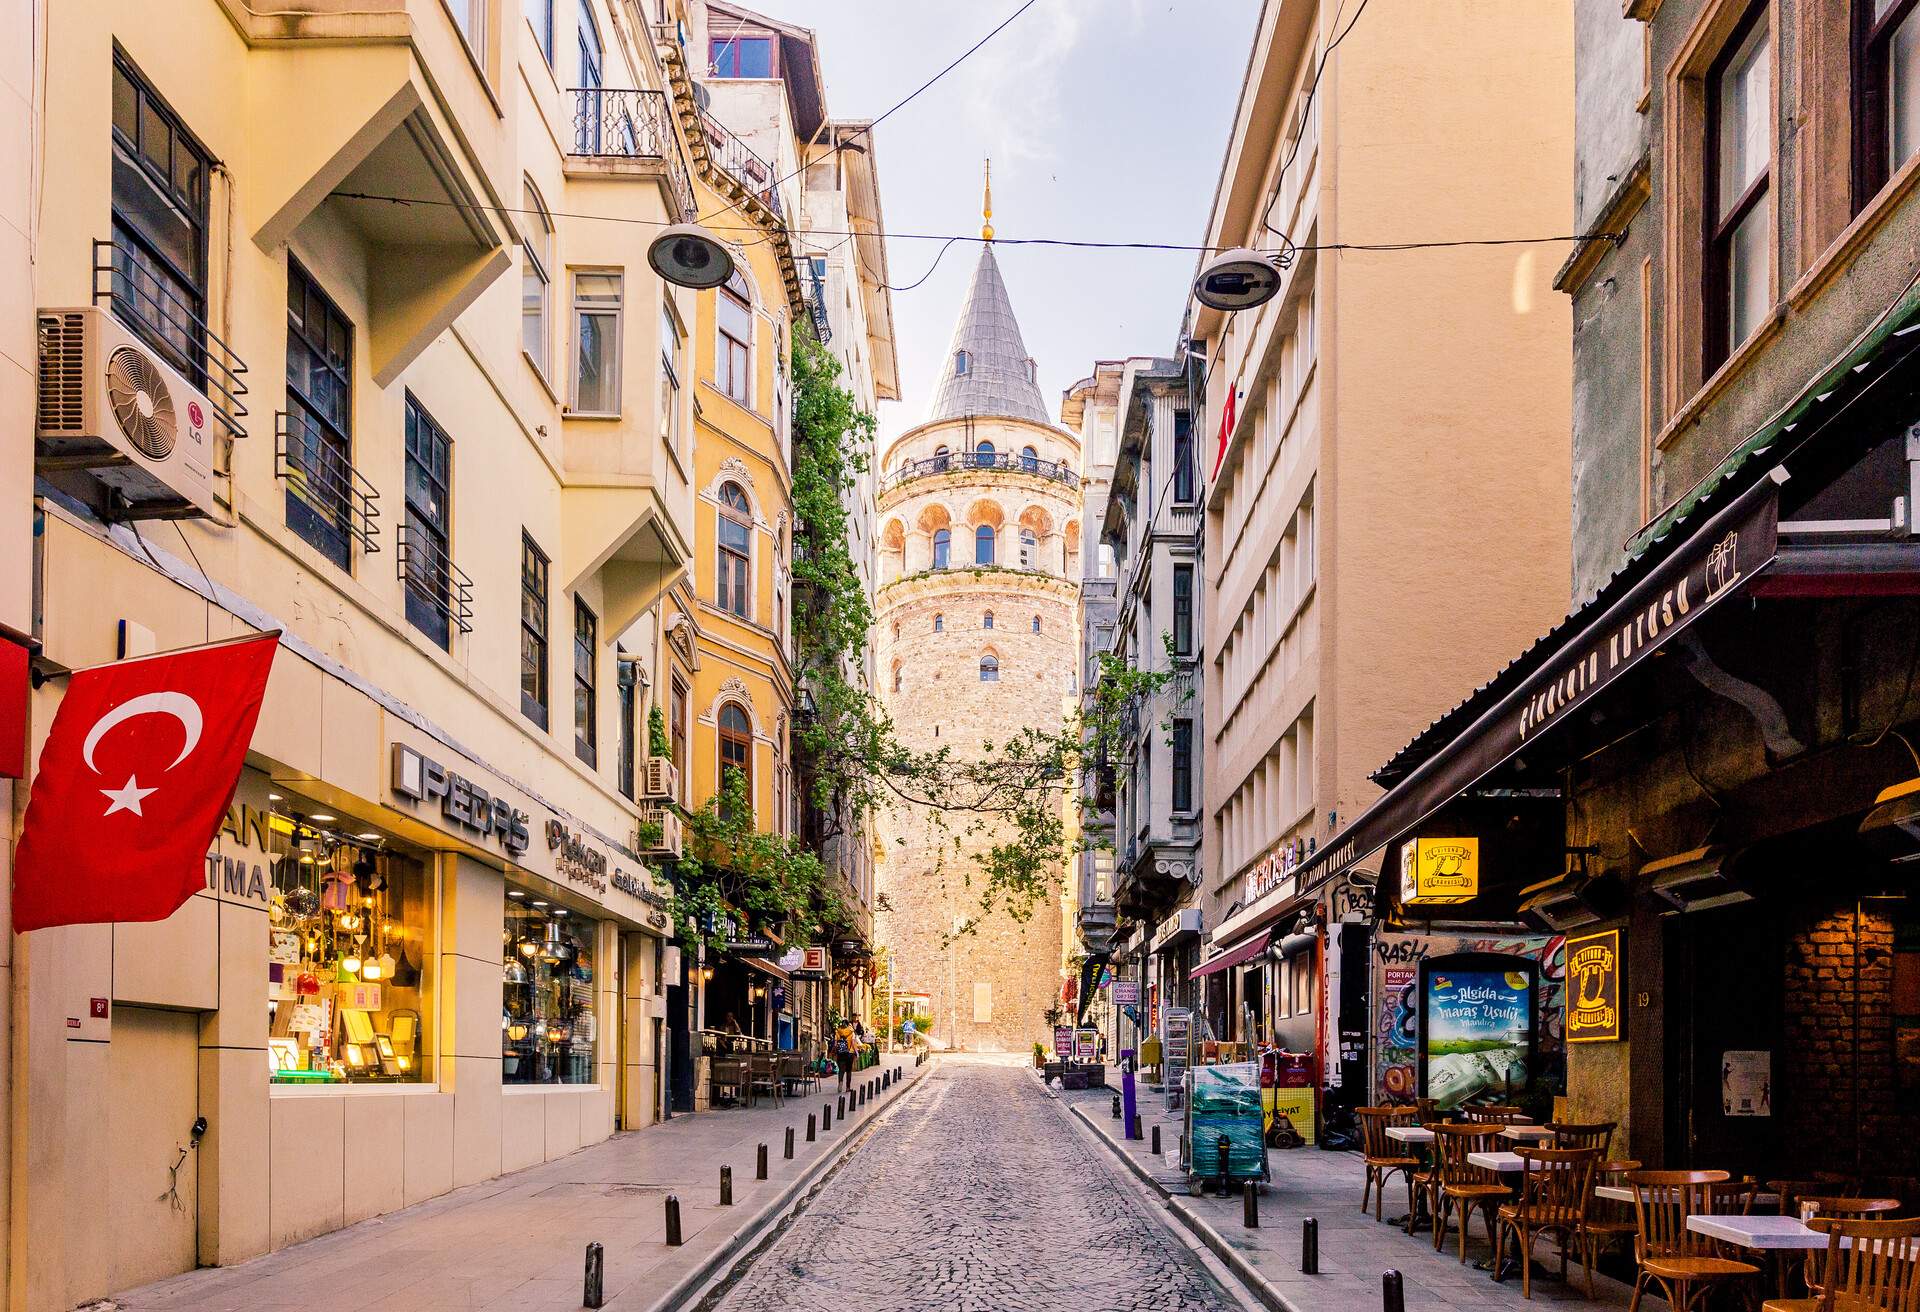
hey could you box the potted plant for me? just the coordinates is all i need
[1032,1041,1046,1068]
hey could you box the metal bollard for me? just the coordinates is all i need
[584,1242,605,1309]
[1382,1270,1405,1312]
[1216,1134,1230,1191]
[785,1126,795,1159]
[1151,1124,1162,1155]
[823,1102,833,1130]
[1244,1181,1259,1229]
[665,1194,683,1246]
[720,1165,732,1206]
[1301,1216,1318,1272]
[756,1143,768,1180]
[806,1113,816,1143]
[1128,1112,1141,1141]
[1112,1094,1122,1119]
[837,1094,846,1118]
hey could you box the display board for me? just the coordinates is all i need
[1417,952,1538,1110]
[1162,1007,1192,1110]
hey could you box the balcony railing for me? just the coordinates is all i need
[803,267,831,343]
[396,521,474,637]
[276,409,380,556]
[568,88,695,220]
[879,451,1080,494]
[699,108,782,218]
[95,238,249,440]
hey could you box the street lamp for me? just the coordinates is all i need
[1192,247,1286,312]
[648,223,735,290]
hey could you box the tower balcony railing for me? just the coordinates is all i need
[879,451,1079,494]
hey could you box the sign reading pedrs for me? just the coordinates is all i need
[391,744,531,855]
[1399,837,1479,906]
[1566,927,1623,1042]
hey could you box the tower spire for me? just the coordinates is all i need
[981,158,994,242]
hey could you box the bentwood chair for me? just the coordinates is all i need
[1463,1104,1531,1126]
[1551,1122,1618,1157]
[1764,1216,1920,1312]
[748,1051,783,1109]
[1580,1160,1647,1282]
[1431,1124,1513,1262]
[1494,1145,1600,1299]
[1795,1200,1904,1299]
[1626,1170,1760,1312]
[1356,1106,1422,1223]
[710,1057,750,1108]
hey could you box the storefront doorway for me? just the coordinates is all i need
[107,1006,200,1291]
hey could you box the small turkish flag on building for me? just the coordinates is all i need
[1212,383,1238,480]
[13,632,278,932]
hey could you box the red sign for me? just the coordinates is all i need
[0,636,26,779]
[14,633,278,931]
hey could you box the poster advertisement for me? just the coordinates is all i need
[1075,1027,1098,1062]
[1371,932,1564,1106]
[1053,1025,1073,1058]
[1420,957,1535,1110]
[1721,1050,1772,1117]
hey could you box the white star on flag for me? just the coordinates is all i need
[100,774,158,817]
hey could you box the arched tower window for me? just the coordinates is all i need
[979,654,999,682]
[1031,614,1041,633]
[975,524,995,565]
[1020,529,1037,568]
[983,610,994,630]
[954,349,970,376]
[1021,444,1038,470]
[974,439,996,469]
[933,528,951,569]
[933,613,944,633]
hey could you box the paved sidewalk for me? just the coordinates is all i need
[1060,1082,1642,1312]
[117,1057,924,1312]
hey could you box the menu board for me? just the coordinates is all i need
[1163,1007,1192,1110]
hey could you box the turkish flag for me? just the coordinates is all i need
[13,632,278,932]
[1212,383,1238,480]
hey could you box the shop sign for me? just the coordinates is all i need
[545,819,609,896]
[1113,979,1140,1005]
[1074,1027,1097,1062]
[724,936,778,956]
[204,797,275,906]
[610,869,673,931]
[390,744,531,856]
[779,945,829,976]
[1566,927,1622,1042]
[1399,837,1479,906]
[1247,838,1308,902]
[1151,907,1203,952]
[1053,1025,1072,1057]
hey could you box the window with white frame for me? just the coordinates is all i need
[659,299,681,453]
[572,271,622,414]
[522,182,553,380]
[448,0,488,60]
[717,270,752,403]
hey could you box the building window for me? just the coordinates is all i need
[1172,410,1195,503]
[284,258,355,569]
[892,662,903,692]
[572,271,622,414]
[1172,718,1194,813]
[954,349,971,376]
[577,0,602,87]
[659,300,681,452]
[670,675,690,799]
[1021,444,1038,470]
[1855,0,1920,203]
[718,271,753,403]
[933,613,944,632]
[574,598,598,766]
[717,481,752,617]
[983,610,994,630]
[1032,614,1041,633]
[525,0,553,64]
[616,649,637,800]
[974,439,996,468]
[521,533,550,729]
[1020,529,1037,568]
[109,53,211,384]
[504,884,598,1084]
[933,444,951,469]
[1173,564,1194,659]
[709,32,774,77]
[979,654,999,682]
[1703,5,1771,374]
[402,397,455,650]
[447,0,487,58]
[718,701,753,809]
[522,181,553,380]
[933,528,951,569]
[975,524,995,565]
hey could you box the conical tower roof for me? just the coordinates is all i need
[926,244,1049,425]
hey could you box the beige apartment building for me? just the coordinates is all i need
[8,0,721,1303]
[1191,0,1574,1051]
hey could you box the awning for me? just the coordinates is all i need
[1190,932,1270,980]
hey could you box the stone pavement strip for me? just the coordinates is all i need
[1062,1082,1646,1312]
[699,1055,1251,1312]
[114,1057,921,1312]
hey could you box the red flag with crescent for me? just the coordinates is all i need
[13,632,278,932]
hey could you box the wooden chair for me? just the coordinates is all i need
[1494,1145,1600,1299]
[1431,1123,1513,1263]
[1626,1169,1760,1312]
[1355,1106,1422,1223]
[748,1052,783,1108]
[1581,1160,1647,1280]
[710,1057,750,1107]
[1463,1104,1530,1126]
[1763,1216,1920,1312]
[1551,1121,1617,1157]
[1415,1097,1442,1127]
[1796,1201,1904,1298]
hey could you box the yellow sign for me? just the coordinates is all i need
[1398,838,1480,905]
[1263,1086,1317,1145]
[1566,927,1622,1042]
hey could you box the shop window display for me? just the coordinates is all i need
[266,813,431,1083]
[503,885,599,1084]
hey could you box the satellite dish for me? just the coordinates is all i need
[648,223,735,290]
[1192,248,1283,312]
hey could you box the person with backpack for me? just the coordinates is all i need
[831,1018,858,1092]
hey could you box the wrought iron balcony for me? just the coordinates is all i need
[879,451,1080,494]
[396,521,474,637]
[95,238,249,439]
[699,108,782,218]
[276,409,380,556]
[568,88,695,220]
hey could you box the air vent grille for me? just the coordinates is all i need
[35,312,86,432]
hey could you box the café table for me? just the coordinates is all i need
[1386,1125,1434,1145]
[1467,1152,1570,1283]
[1501,1125,1556,1142]
[1686,1214,1827,1298]
[1384,1125,1436,1232]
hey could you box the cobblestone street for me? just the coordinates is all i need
[704,1058,1246,1312]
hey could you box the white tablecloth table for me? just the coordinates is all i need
[1385,1125,1434,1145]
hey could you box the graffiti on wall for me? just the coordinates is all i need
[1371,932,1565,1104]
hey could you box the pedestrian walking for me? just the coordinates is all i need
[832,1017,858,1092]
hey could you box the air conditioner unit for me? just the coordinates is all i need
[642,757,680,802]
[636,804,683,859]
[36,306,219,519]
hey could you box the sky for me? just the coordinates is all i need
[765,1,1262,443]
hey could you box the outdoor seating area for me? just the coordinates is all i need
[1351,1104,1920,1306]
[707,1044,836,1108]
